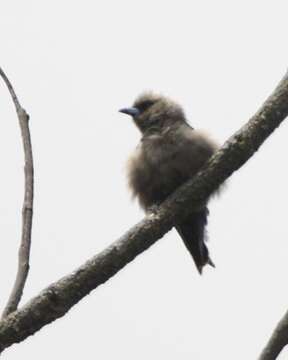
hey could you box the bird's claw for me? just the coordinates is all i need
[147,204,159,215]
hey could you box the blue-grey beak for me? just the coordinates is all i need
[119,107,140,117]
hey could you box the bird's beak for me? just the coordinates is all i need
[119,107,140,117]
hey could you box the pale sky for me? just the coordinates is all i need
[1,1,288,359]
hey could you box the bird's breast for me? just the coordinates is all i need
[126,136,189,209]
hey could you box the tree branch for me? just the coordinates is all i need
[0,67,34,318]
[258,309,288,360]
[0,71,288,354]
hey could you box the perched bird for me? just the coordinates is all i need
[119,92,219,274]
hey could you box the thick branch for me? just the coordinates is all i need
[258,310,288,360]
[0,67,34,318]
[0,71,288,354]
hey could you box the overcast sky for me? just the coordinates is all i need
[1,1,288,359]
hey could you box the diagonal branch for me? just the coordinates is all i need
[0,67,34,318]
[0,70,288,354]
[258,309,288,360]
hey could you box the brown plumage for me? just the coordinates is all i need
[120,92,219,273]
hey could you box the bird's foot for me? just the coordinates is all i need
[147,204,159,216]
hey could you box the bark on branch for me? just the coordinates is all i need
[0,71,288,355]
[0,67,34,318]
[258,309,288,360]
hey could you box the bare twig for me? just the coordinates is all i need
[258,310,288,360]
[0,67,34,318]
[0,71,287,354]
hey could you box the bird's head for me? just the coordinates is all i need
[119,92,186,133]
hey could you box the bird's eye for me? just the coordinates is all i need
[137,100,154,113]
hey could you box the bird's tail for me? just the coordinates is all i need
[175,208,215,274]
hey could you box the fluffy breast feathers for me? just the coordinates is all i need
[126,126,218,210]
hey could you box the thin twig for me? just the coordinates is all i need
[258,310,288,360]
[0,67,34,318]
[0,70,287,353]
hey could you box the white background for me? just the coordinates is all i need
[1,1,288,359]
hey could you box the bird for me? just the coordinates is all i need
[119,92,219,274]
